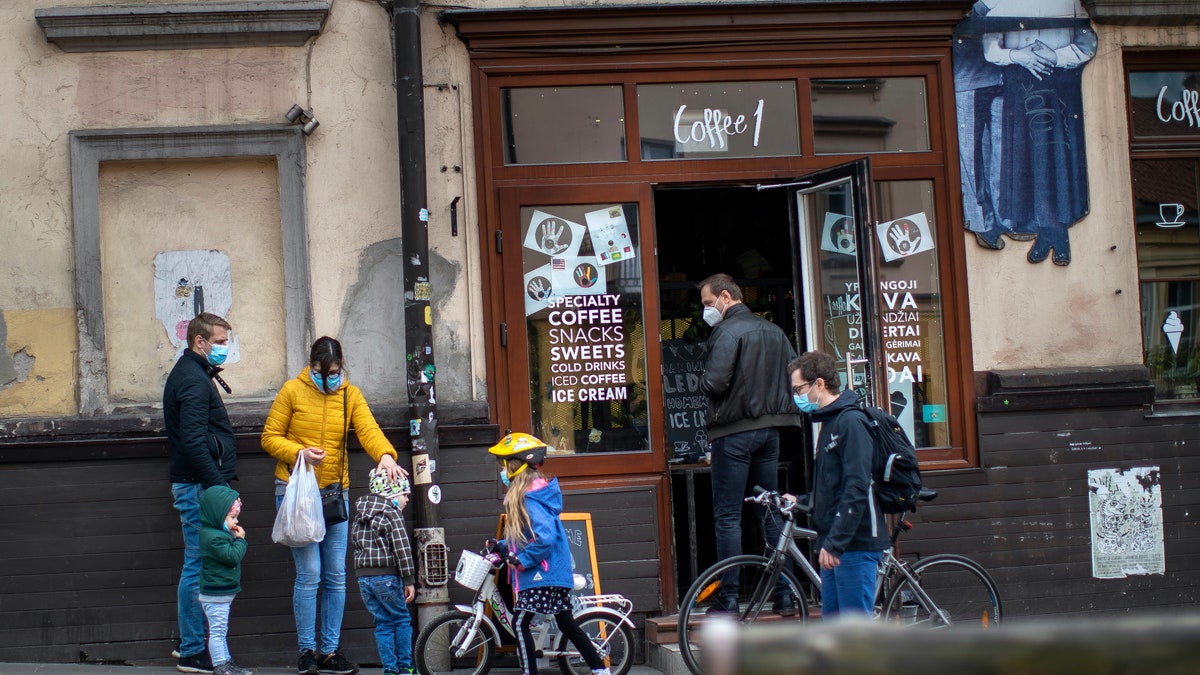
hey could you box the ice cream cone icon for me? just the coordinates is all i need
[1162,311,1185,354]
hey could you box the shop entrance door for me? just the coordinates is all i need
[656,159,880,595]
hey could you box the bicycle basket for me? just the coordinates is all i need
[454,550,493,590]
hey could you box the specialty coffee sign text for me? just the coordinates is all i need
[547,293,628,403]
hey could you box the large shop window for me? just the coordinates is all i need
[1128,67,1200,403]
[501,86,627,166]
[811,78,930,155]
[636,81,800,160]
[522,203,650,454]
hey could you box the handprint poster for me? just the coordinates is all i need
[523,210,586,257]
[524,263,556,316]
[876,213,935,262]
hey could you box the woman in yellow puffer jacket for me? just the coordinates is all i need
[262,336,407,675]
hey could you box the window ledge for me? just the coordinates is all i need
[34,1,330,53]
[1083,0,1200,25]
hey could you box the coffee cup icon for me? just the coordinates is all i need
[1157,202,1185,228]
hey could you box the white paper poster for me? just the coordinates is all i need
[877,212,935,262]
[524,263,556,316]
[819,212,856,255]
[523,210,585,257]
[551,256,607,297]
[585,206,636,266]
[154,250,240,362]
[1088,466,1165,579]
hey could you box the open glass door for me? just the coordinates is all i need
[791,159,884,406]
[791,159,956,451]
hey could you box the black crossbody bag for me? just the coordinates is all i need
[320,390,349,525]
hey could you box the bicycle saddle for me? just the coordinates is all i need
[918,488,938,502]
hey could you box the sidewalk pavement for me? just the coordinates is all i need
[0,662,667,667]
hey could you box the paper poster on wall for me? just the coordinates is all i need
[819,212,857,255]
[524,263,556,316]
[877,213,935,262]
[523,210,585,257]
[550,256,607,297]
[154,250,240,362]
[1088,466,1164,579]
[585,206,636,266]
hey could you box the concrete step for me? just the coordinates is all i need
[646,640,691,675]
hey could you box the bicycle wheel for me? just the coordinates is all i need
[414,609,497,675]
[556,613,634,675]
[677,554,807,675]
[882,553,1002,629]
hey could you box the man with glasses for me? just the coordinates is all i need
[696,273,801,616]
[788,350,887,618]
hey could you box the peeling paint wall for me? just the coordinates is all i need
[0,0,443,420]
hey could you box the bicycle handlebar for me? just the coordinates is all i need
[746,486,810,516]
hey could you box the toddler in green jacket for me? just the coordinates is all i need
[199,485,252,675]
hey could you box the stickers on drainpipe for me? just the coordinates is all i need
[428,485,442,504]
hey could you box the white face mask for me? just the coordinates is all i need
[702,298,725,327]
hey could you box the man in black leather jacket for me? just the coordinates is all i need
[697,273,801,615]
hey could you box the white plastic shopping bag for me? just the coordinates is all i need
[272,455,326,547]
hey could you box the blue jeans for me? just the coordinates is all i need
[710,428,782,591]
[172,483,206,658]
[278,489,349,653]
[820,550,882,618]
[357,576,413,672]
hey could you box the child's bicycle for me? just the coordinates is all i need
[414,548,636,675]
[676,487,1003,675]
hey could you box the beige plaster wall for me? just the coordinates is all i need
[966,24,1200,371]
[0,0,430,417]
[98,158,287,402]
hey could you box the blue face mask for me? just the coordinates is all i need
[794,392,818,414]
[312,371,343,393]
[499,469,510,487]
[222,522,231,532]
[206,341,229,366]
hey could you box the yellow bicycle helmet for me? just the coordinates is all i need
[488,432,548,478]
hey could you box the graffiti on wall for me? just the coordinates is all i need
[1088,466,1165,579]
[154,250,240,363]
[953,0,1096,265]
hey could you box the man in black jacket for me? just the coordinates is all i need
[790,350,887,618]
[697,273,801,615]
[164,312,238,673]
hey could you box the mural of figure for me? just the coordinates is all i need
[953,0,1096,265]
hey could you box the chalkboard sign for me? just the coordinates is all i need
[662,339,709,460]
[560,513,601,597]
[495,512,601,597]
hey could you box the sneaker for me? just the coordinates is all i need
[705,593,740,617]
[591,669,613,675]
[171,640,182,659]
[773,593,797,617]
[214,662,253,675]
[298,649,319,675]
[177,650,214,674]
[318,650,359,674]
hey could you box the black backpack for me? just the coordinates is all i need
[855,405,923,513]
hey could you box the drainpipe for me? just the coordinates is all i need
[392,0,449,622]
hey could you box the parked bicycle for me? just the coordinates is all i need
[676,487,1002,675]
[415,548,636,675]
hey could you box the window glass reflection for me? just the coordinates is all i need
[501,86,626,165]
[812,78,930,154]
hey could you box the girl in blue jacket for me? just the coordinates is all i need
[488,433,611,675]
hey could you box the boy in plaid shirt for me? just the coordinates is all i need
[352,468,416,675]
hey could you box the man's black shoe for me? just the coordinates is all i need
[297,649,319,675]
[705,593,740,617]
[177,650,214,674]
[318,650,359,674]
[773,593,798,617]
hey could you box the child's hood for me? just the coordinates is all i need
[354,493,396,521]
[200,485,240,529]
[524,476,562,515]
